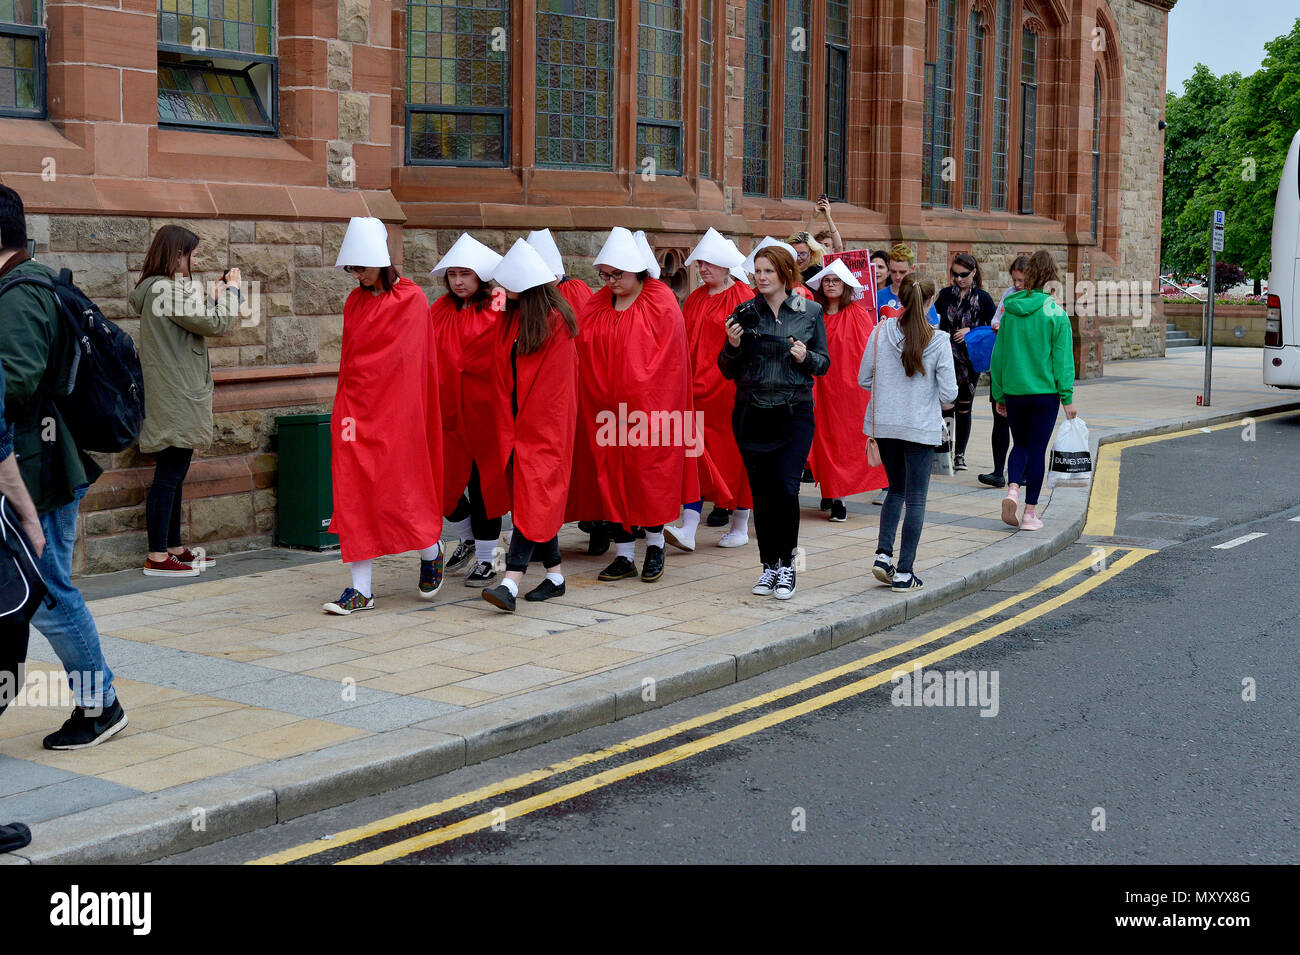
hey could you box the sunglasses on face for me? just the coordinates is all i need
[344,265,368,274]
[596,269,625,283]
[951,269,972,279]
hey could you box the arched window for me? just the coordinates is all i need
[0,0,44,118]
[742,0,771,194]
[824,0,850,201]
[923,0,957,208]
[1018,25,1038,213]
[990,0,1011,211]
[1091,69,1102,240]
[962,7,987,209]
[637,0,684,177]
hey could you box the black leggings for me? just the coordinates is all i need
[734,401,816,567]
[953,378,975,456]
[505,530,562,572]
[146,446,193,552]
[445,462,501,541]
[990,393,1011,474]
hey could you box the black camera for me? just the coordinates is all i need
[733,298,763,334]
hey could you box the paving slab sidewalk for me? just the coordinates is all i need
[1,347,1294,864]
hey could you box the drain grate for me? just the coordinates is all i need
[1079,535,1175,549]
[1127,512,1217,527]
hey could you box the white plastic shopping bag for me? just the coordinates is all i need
[1047,416,1092,488]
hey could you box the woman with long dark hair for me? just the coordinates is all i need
[991,250,1078,532]
[858,274,957,591]
[129,224,240,577]
[935,251,997,471]
[479,240,579,612]
[429,234,505,586]
[720,246,829,600]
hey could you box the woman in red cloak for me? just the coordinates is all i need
[429,234,507,589]
[664,228,754,553]
[323,217,444,615]
[567,227,699,584]
[807,258,889,523]
[477,240,579,612]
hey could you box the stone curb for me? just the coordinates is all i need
[9,397,1300,864]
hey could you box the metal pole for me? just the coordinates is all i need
[1205,247,1216,406]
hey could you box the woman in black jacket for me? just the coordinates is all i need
[935,252,996,470]
[719,246,829,600]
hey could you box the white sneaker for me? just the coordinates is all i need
[718,530,750,548]
[663,523,696,552]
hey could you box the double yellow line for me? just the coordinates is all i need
[252,545,1151,865]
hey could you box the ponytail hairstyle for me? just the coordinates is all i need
[507,283,576,355]
[897,273,936,377]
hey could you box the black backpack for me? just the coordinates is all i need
[0,266,145,453]
[0,493,51,626]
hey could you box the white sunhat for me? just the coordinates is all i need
[807,258,866,300]
[334,216,392,269]
[632,230,662,280]
[742,236,799,275]
[430,233,503,280]
[526,228,565,281]
[492,239,558,294]
[730,266,751,283]
[686,227,746,270]
[593,227,646,274]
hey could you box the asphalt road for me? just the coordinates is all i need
[165,413,1300,865]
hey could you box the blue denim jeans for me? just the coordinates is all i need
[31,487,115,711]
[874,438,934,575]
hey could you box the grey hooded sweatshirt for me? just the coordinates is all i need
[857,317,958,446]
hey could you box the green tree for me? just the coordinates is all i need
[1161,65,1240,274]
[1175,19,1300,282]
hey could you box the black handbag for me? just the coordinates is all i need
[0,494,51,626]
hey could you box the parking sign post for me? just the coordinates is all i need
[1205,210,1225,406]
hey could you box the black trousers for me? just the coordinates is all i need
[505,530,562,572]
[146,446,193,552]
[0,621,29,719]
[734,401,816,567]
[445,462,501,541]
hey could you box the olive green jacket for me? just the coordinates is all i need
[129,275,238,453]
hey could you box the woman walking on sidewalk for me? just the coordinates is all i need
[720,246,829,600]
[978,254,1029,488]
[935,252,996,472]
[131,225,240,578]
[858,274,957,591]
[990,250,1078,532]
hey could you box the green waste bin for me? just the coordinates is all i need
[276,413,339,550]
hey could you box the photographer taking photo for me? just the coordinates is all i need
[719,246,829,600]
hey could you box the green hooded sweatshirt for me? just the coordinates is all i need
[989,289,1075,405]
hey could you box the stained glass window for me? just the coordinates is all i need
[922,0,955,207]
[1091,71,1102,239]
[407,0,510,165]
[636,0,683,176]
[157,0,275,133]
[824,0,848,201]
[963,10,984,209]
[782,0,809,198]
[0,0,42,118]
[699,0,713,177]
[991,0,1011,211]
[1019,28,1037,214]
[536,0,615,169]
[742,0,770,195]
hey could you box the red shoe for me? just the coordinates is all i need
[144,555,200,578]
[173,547,215,570]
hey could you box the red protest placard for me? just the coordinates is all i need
[825,249,878,325]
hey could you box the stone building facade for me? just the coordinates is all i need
[0,0,1174,572]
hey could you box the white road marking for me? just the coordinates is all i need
[1289,516,1300,522]
[1212,533,1268,550]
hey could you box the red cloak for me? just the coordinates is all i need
[488,310,578,541]
[567,278,700,527]
[329,277,443,563]
[683,281,753,509]
[811,301,889,498]
[557,278,594,316]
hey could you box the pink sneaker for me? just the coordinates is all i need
[1020,508,1044,531]
[1001,487,1020,527]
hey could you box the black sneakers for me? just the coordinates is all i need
[872,556,896,584]
[445,539,475,573]
[705,506,732,527]
[819,498,832,511]
[525,578,566,602]
[890,574,924,591]
[977,472,1007,488]
[465,561,496,587]
[774,564,796,599]
[598,556,638,581]
[954,454,968,471]
[42,699,128,750]
[481,584,516,613]
[752,564,778,596]
[829,500,848,522]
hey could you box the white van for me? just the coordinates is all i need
[1264,128,1300,387]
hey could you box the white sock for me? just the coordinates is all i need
[450,516,472,541]
[730,508,751,534]
[616,540,635,560]
[348,559,373,598]
[475,539,496,563]
[646,530,666,548]
[893,571,911,582]
[546,571,564,586]
[502,578,519,597]
[680,509,701,533]
[875,551,891,562]
[418,543,440,561]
